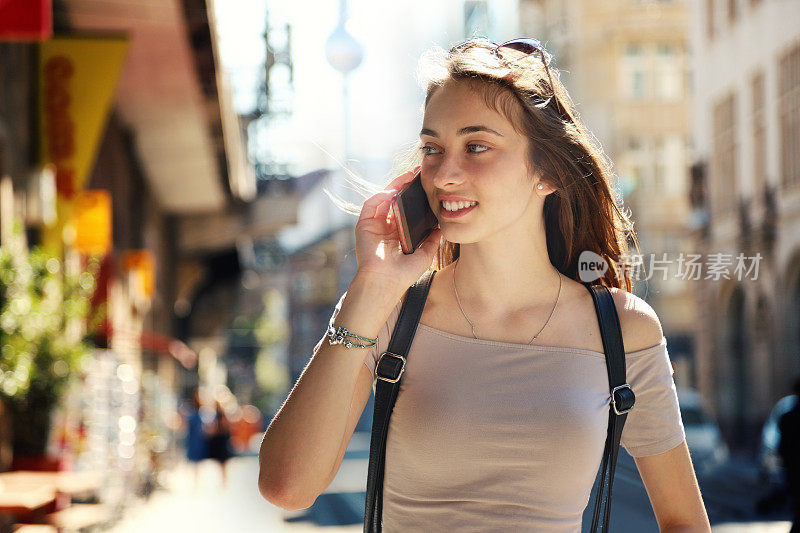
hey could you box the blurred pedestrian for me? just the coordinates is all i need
[778,375,800,533]
[208,399,233,487]
[183,388,208,490]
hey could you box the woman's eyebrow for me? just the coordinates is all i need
[420,125,504,137]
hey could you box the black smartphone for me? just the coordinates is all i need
[391,170,439,254]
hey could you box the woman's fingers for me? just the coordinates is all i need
[374,197,394,222]
[358,167,420,221]
[358,190,399,221]
[355,209,394,236]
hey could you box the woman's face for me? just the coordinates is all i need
[419,79,548,245]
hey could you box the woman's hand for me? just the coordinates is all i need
[354,167,442,293]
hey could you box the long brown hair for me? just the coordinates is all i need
[415,38,637,291]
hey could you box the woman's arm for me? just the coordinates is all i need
[257,273,404,510]
[635,441,711,532]
[258,168,440,510]
[611,288,711,531]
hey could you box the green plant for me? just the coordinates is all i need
[0,221,103,455]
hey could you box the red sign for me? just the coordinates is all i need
[0,0,52,41]
[43,55,76,198]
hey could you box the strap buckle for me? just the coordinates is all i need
[376,351,406,383]
[611,384,635,415]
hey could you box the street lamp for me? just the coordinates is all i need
[324,0,364,165]
[325,24,363,74]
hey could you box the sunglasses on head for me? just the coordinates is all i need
[450,37,563,115]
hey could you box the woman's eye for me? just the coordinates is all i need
[420,145,439,155]
[467,144,489,153]
[420,144,488,155]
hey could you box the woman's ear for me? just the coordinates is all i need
[535,180,556,197]
[527,165,555,197]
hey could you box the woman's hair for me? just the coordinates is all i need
[332,36,639,291]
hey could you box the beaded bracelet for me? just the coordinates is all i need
[326,323,377,349]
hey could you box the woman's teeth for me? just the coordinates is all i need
[442,200,477,212]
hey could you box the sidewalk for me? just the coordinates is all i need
[713,523,792,532]
[107,457,362,533]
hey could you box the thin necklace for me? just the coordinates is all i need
[452,259,562,345]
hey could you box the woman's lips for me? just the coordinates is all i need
[439,202,477,219]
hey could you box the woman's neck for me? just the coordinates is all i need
[454,237,562,314]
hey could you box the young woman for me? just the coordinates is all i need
[258,37,711,531]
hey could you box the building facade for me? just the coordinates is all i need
[688,0,800,452]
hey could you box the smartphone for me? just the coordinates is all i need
[391,170,439,254]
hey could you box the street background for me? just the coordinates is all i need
[0,0,799,531]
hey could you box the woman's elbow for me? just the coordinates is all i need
[258,470,316,511]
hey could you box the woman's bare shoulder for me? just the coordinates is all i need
[608,287,665,353]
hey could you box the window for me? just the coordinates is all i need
[652,135,686,194]
[712,92,737,213]
[751,71,766,193]
[616,135,652,196]
[655,43,683,100]
[779,43,800,188]
[623,44,646,99]
[621,136,649,194]
[632,71,644,97]
[621,43,685,101]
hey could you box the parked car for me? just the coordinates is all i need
[758,393,799,485]
[676,388,729,474]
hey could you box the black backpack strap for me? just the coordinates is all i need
[364,269,436,533]
[584,282,636,533]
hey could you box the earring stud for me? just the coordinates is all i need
[537,183,544,190]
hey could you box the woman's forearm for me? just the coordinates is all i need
[257,273,403,509]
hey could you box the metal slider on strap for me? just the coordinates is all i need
[376,351,406,383]
[611,383,636,415]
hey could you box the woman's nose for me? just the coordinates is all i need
[431,156,466,189]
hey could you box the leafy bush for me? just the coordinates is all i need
[0,223,103,455]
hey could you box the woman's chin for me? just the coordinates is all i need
[440,227,481,246]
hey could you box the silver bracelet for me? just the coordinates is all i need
[326,323,377,349]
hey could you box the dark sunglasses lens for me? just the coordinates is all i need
[498,42,540,62]
[501,41,536,52]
